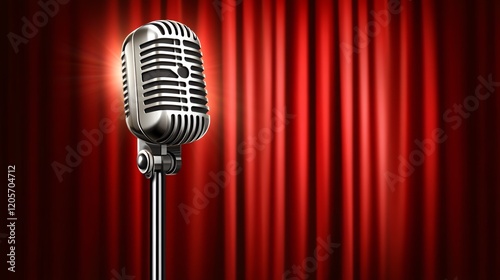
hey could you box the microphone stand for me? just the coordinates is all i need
[137,139,182,280]
[150,170,166,280]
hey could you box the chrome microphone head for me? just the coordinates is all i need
[121,20,210,176]
[121,20,210,145]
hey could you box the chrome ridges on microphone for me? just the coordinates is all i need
[121,20,210,145]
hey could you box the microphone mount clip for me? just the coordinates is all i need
[136,139,182,178]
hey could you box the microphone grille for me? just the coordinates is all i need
[121,20,210,145]
[121,52,130,117]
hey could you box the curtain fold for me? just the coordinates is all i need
[3,0,499,279]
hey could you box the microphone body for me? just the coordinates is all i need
[121,20,210,280]
[122,20,209,147]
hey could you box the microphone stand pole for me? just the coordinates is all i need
[137,139,182,280]
[150,170,166,280]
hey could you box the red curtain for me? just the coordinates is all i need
[3,0,500,279]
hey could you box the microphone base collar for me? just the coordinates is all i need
[137,139,182,177]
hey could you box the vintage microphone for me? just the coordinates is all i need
[120,20,210,280]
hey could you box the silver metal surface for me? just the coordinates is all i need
[121,20,211,280]
[150,170,165,280]
[137,139,181,177]
[121,20,210,145]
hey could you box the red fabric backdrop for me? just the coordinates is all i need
[2,0,500,279]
